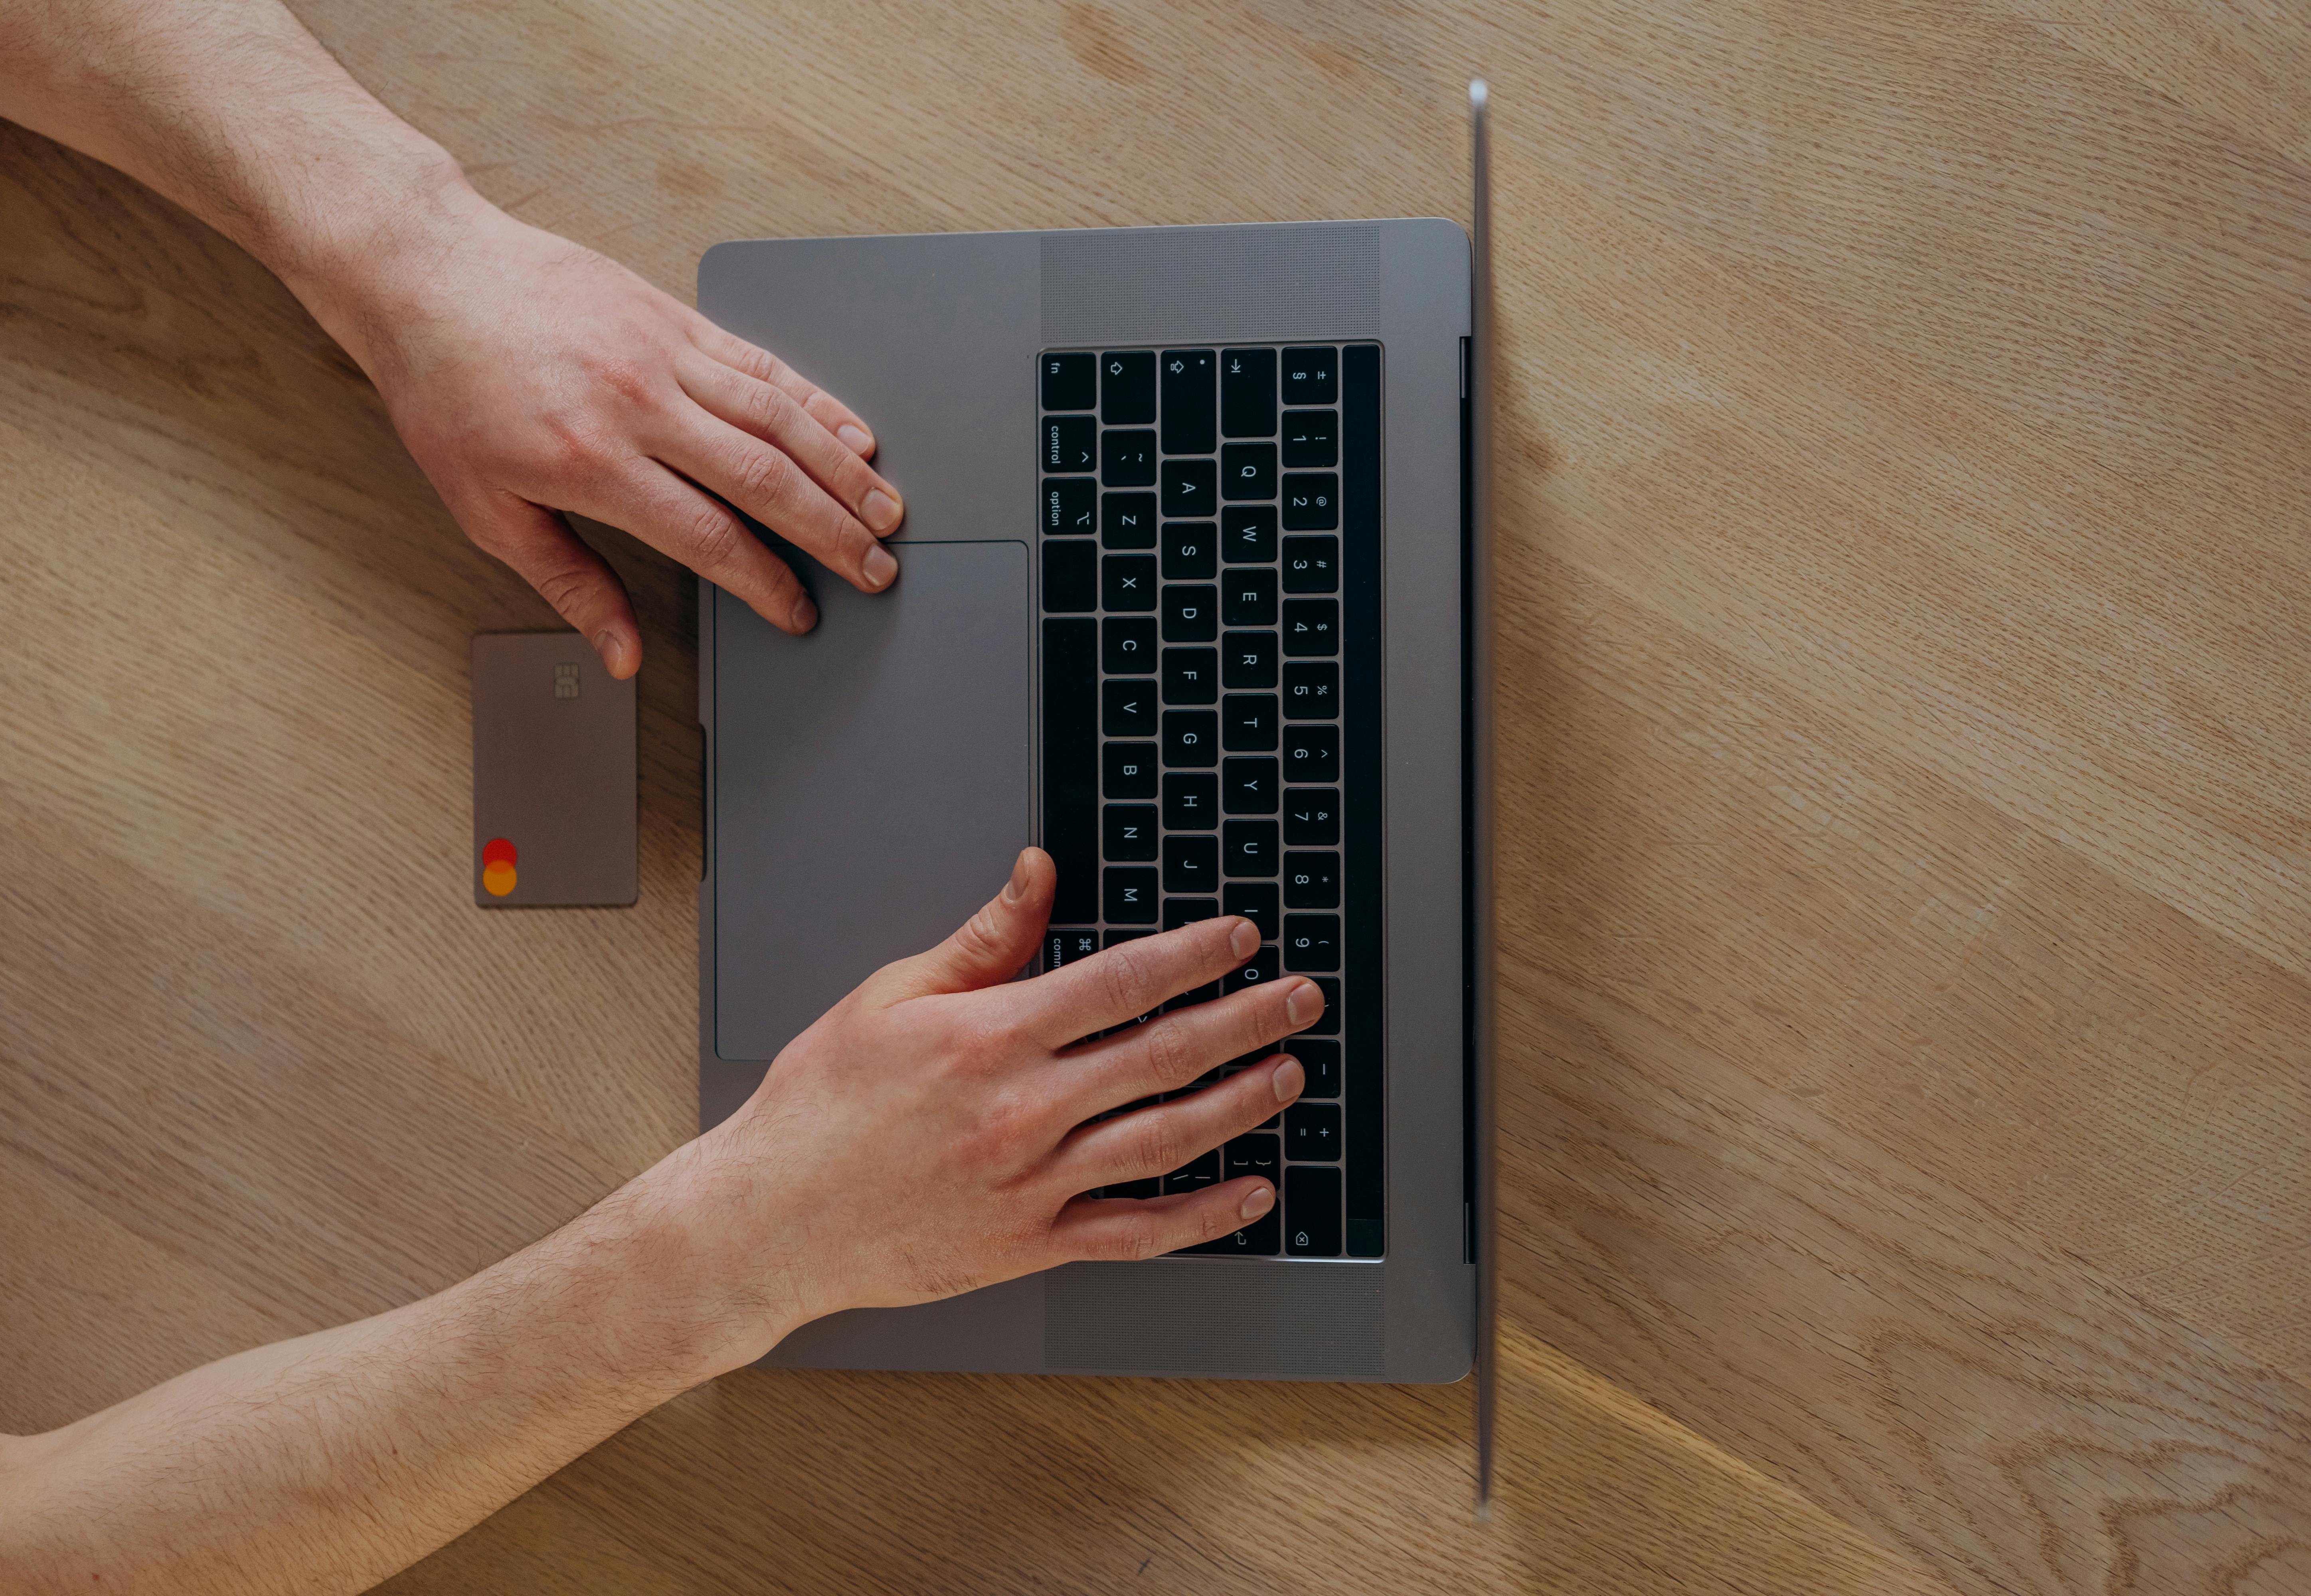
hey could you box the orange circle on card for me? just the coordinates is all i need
[482,859,517,897]
[482,837,518,867]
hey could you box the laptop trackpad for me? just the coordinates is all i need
[713,540,1032,1061]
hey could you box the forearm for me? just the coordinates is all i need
[0,0,472,359]
[0,1145,777,1596]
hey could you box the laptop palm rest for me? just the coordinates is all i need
[707,539,1032,1077]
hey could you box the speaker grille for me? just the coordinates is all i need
[1045,1260,1384,1378]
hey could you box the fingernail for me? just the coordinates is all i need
[1271,1057,1305,1102]
[1002,851,1030,904]
[862,489,902,533]
[789,593,818,631]
[1228,918,1259,960]
[838,423,873,456]
[593,629,631,678]
[863,544,898,590]
[1241,1184,1275,1221]
[1285,978,1324,1029]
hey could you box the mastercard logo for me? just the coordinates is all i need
[481,837,517,897]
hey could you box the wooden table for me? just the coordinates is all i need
[5,2,2309,1590]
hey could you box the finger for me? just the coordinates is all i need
[600,461,818,633]
[685,318,880,459]
[676,356,903,537]
[459,492,641,677]
[1022,916,1262,1045]
[1051,1053,1304,1191]
[1048,1181,1278,1263]
[862,848,1056,1006]
[1062,976,1323,1116]
[657,415,898,598]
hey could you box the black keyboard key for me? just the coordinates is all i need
[1161,771,1218,830]
[1282,913,1340,971]
[1103,804,1157,861]
[1163,1149,1220,1194]
[1103,553,1156,610]
[1220,347,1275,437]
[1223,569,1277,629]
[1285,1166,1341,1255]
[1223,757,1279,814]
[1222,944,1280,996]
[1162,584,1218,642]
[1103,616,1156,673]
[1222,504,1277,563]
[1042,541,1096,612]
[1161,519,1216,579]
[1224,820,1279,877]
[1160,349,1216,454]
[1040,619,1098,923]
[1162,898,1220,931]
[1103,742,1158,798]
[1280,472,1339,529]
[1044,414,1095,473]
[1283,850,1340,907]
[1106,1177,1161,1199]
[1284,725,1338,783]
[1104,866,1158,922]
[1281,599,1338,656]
[1160,459,1216,519]
[1180,1200,1281,1255]
[1280,346,1338,405]
[1222,442,1278,501]
[1042,927,1102,972]
[1042,352,1096,411]
[1285,1101,1342,1162]
[1102,491,1156,549]
[1303,977,1340,1034]
[1222,630,1277,689]
[1222,881,1279,940]
[1281,662,1337,719]
[1101,429,1157,486]
[1160,646,1217,705]
[1281,535,1338,593]
[1043,477,1095,535]
[1226,1132,1281,1182]
[1162,709,1218,767]
[1101,350,1156,424]
[1163,834,1220,895]
[1280,408,1337,467]
[1222,693,1277,751]
[1282,788,1338,843]
[1288,1039,1340,1097]
[1103,678,1157,735]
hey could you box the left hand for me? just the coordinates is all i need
[296,180,907,675]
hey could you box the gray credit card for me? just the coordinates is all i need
[471,632,637,908]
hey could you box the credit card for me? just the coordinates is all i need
[471,632,637,907]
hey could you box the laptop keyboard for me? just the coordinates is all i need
[1037,344,1383,1260]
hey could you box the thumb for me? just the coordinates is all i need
[865,848,1055,1005]
[463,493,642,679]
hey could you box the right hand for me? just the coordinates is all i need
[674,848,1319,1369]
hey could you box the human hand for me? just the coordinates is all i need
[673,847,1320,1371]
[297,181,903,677]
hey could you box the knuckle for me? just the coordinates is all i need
[1099,943,1153,1019]
[1134,1111,1180,1179]
[684,506,747,572]
[730,446,796,509]
[531,564,597,616]
[1141,1017,1192,1091]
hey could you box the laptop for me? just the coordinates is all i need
[694,95,1493,1387]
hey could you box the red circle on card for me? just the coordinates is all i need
[482,837,517,867]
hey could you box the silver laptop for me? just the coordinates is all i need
[694,115,1491,1385]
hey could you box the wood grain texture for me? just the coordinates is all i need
[3,1,2307,1591]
